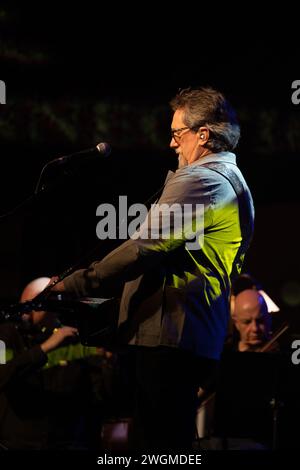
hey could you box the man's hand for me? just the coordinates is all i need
[40,326,78,353]
[48,276,66,293]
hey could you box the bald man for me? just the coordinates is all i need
[232,289,272,352]
[0,278,111,450]
[20,276,52,327]
[20,277,78,353]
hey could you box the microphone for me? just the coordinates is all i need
[34,143,111,195]
[49,142,111,165]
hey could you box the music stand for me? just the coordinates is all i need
[213,351,281,449]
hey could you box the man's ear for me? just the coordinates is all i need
[197,126,209,145]
[232,315,241,333]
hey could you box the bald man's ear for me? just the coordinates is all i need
[231,314,240,332]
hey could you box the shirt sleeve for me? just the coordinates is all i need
[63,167,217,297]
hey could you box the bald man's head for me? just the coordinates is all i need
[233,289,271,352]
[20,277,50,325]
[20,277,50,302]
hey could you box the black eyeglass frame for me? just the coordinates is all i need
[170,126,199,140]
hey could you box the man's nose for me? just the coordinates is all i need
[22,313,31,322]
[170,136,178,148]
[250,321,259,333]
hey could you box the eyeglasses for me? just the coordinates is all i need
[170,126,198,141]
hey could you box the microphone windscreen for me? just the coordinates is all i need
[96,142,112,157]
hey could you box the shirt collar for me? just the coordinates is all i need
[165,152,237,181]
[191,151,237,167]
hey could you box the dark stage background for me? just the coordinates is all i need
[0,5,299,332]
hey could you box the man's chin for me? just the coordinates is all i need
[178,155,187,169]
[21,319,33,330]
[248,339,263,346]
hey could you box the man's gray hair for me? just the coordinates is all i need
[170,87,240,152]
